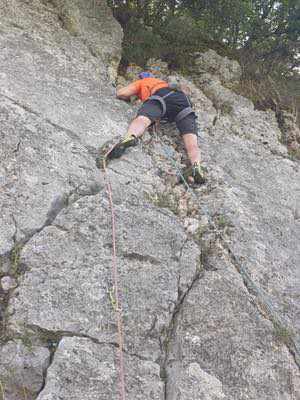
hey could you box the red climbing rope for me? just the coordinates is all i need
[103,145,126,400]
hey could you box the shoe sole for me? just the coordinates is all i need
[106,139,138,160]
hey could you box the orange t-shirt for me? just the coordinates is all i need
[132,78,169,102]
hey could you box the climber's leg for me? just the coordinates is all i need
[176,114,207,185]
[176,113,199,162]
[182,133,200,164]
[105,116,150,160]
[126,115,152,138]
[180,133,206,184]
[106,100,163,160]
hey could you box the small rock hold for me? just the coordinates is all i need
[184,218,200,235]
[294,208,300,221]
[1,276,18,291]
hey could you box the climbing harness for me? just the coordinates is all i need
[148,90,194,123]
[102,146,126,400]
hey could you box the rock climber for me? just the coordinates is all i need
[107,71,206,184]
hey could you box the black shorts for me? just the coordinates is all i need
[137,88,198,136]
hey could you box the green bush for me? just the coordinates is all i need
[157,16,202,67]
[122,21,163,66]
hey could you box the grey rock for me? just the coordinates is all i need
[0,340,50,400]
[278,110,300,149]
[160,68,300,399]
[193,76,286,155]
[8,192,200,361]
[0,0,127,148]
[48,0,123,81]
[174,271,300,400]
[37,336,164,399]
[180,363,226,399]
[1,0,122,82]
[0,256,10,274]
[183,217,200,235]
[0,212,15,256]
[1,276,17,291]
[0,96,104,246]
[0,0,125,251]
[1,1,299,399]
[191,49,242,84]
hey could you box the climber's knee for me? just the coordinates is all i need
[134,115,152,127]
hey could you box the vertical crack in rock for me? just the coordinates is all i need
[12,139,21,154]
[160,246,204,400]
[1,215,19,342]
[221,237,300,369]
[15,326,110,398]
[0,184,105,342]
[35,339,60,399]
[0,282,10,344]
[22,324,130,399]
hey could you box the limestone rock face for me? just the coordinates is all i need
[0,1,299,399]
[36,337,164,400]
[0,0,126,249]
[0,340,50,400]
[49,0,123,81]
[1,0,122,82]
[191,49,242,84]
[278,110,300,151]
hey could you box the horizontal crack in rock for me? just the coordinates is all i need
[122,252,161,266]
[31,327,154,398]
[26,324,118,348]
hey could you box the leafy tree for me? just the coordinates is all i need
[108,0,300,122]
[108,0,300,76]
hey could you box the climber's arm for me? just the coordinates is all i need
[116,81,140,101]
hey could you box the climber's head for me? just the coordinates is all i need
[138,71,154,79]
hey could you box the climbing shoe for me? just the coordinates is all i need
[182,162,207,185]
[106,134,139,160]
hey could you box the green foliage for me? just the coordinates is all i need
[0,380,5,400]
[11,244,22,275]
[144,190,180,215]
[122,22,163,66]
[288,147,300,161]
[109,1,299,117]
[193,225,209,245]
[157,15,207,69]
[108,0,300,75]
[273,324,295,345]
[231,69,300,121]
[181,0,254,45]
[216,215,227,229]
